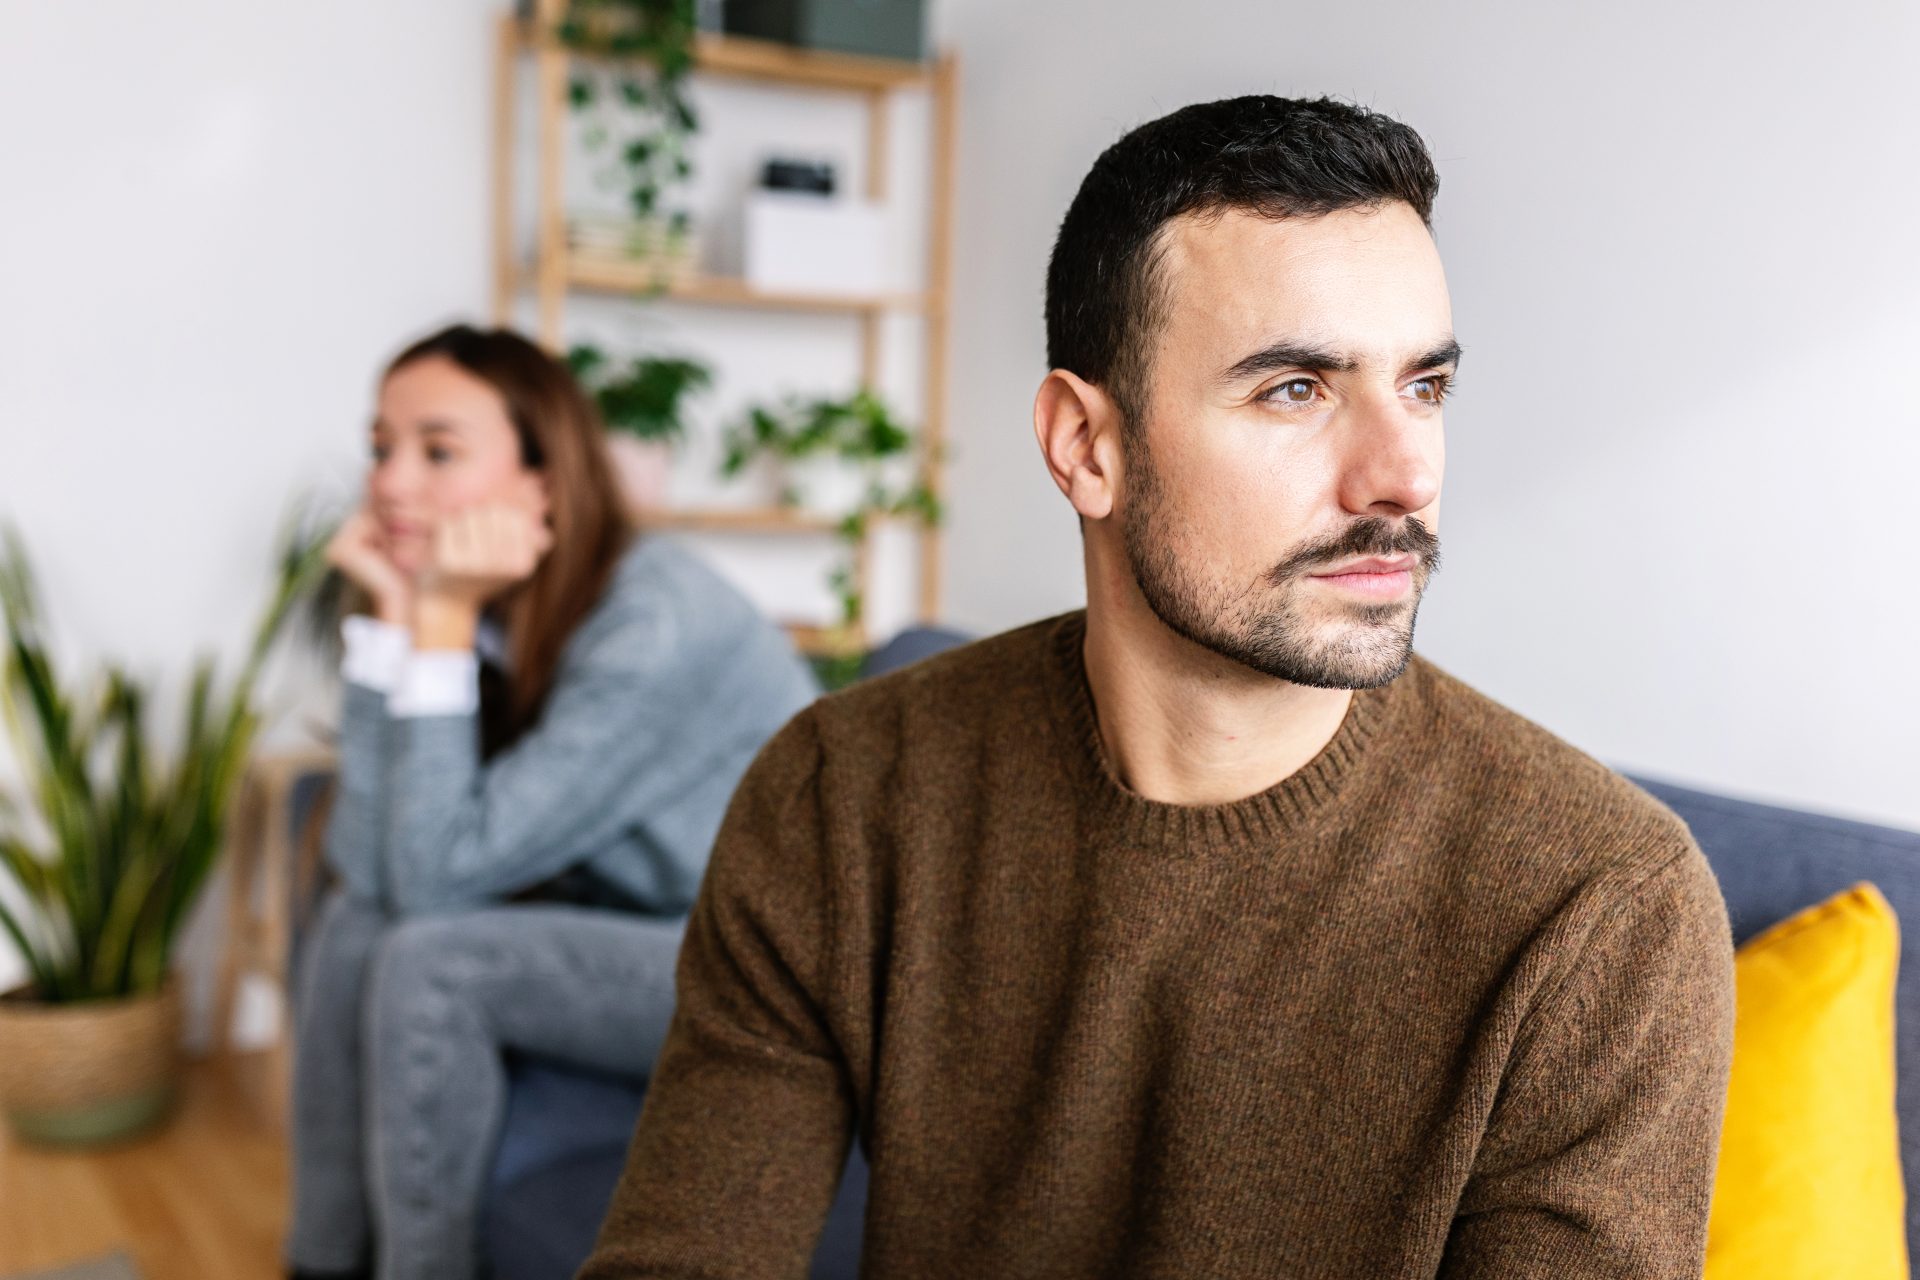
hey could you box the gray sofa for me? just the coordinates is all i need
[286,629,1920,1275]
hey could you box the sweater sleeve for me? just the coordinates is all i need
[319,616,412,901]
[1439,841,1736,1279]
[578,706,855,1279]
[321,682,394,902]
[379,599,727,915]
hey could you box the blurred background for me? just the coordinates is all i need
[0,0,1916,1270]
[4,0,1919,1007]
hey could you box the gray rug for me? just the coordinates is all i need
[4,1253,141,1280]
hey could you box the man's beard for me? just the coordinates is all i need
[1119,429,1441,690]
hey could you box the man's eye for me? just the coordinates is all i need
[370,443,390,462]
[1406,375,1454,404]
[1261,378,1318,405]
[427,447,453,464]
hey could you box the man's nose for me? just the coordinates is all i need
[1333,394,1441,519]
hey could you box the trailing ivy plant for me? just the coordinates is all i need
[0,512,332,1003]
[567,342,713,444]
[719,388,917,489]
[720,388,944,630]
[558,0,701,268]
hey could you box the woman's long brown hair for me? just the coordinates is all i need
[380,323,637,758]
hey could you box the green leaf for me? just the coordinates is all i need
[567,343,607,380]
[0,504,327,1001]
[0,890,59,998]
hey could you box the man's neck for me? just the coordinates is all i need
[1079,563,1355,809]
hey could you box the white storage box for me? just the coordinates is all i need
[744,190,889,296]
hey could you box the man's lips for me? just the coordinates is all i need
[1309,554,1417,577]
[1307,554,1417,599]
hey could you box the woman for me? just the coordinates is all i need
[285,323,820,1280]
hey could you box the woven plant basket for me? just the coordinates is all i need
[0,977,183,1146]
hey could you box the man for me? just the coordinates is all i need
[581,96,1735,1278]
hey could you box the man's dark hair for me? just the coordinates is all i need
[1044,95,1439,434]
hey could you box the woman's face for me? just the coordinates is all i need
[367,354,550,576]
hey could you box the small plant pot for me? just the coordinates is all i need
[567,214,702,286]
[782,454,872,519]
[0,978,183,1147]
[605,433,675,511]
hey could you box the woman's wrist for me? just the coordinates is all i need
[412,591,480,651]
[372,592,413,627]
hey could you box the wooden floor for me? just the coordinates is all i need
[0,1053,289,1280]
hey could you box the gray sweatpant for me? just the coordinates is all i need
[284,887,686,1280]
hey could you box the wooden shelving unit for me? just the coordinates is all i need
[491,5,958,657]
[555,254,931,314]
[630,504,842,534]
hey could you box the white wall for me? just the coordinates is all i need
[0,1,503,1026]
[934,0,1920,832]
[0,0,941,1024]
[2,0,1916,1014]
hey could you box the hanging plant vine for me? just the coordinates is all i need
[557,0,701,275]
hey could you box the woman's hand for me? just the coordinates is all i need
[325,504,413,625]
[412,501,554,649]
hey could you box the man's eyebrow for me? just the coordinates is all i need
[1218,337,1464,384]
[1402,340,1463,377]
[1219,341,1358,384]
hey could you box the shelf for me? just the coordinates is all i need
[555,254,931,314]
[633,504,845,535]
[508,18,936,91]
[496,8,957,626]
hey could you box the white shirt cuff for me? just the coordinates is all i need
[389,649,481,718]
[340,615,411,693]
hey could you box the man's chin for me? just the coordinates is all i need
[1231,611,1418,689]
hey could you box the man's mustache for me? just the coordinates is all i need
[1266,516,1441,585]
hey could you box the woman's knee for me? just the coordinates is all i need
[296,887,390,999]
[363,914,494,1036]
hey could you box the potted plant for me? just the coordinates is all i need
[569,342,713,509]
[0,514,329,1146]
[719,387,921,518]
[720,388,942,670]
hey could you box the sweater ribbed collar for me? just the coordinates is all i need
[1043,608,1409,856]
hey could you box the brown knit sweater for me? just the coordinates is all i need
[580,608,1736,1279]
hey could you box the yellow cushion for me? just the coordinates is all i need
[1706,882,1909,1279]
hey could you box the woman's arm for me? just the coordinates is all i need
[320,614,411,901]
[378,591,750,916]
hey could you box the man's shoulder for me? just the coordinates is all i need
[802,611,1065,763]
[717,614,1060,832]
[1398,652,1701,883]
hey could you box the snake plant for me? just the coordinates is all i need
[0,512,331,1003]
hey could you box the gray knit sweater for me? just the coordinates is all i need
[323,530,821,916]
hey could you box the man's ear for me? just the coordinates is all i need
[1033,368,1122,522]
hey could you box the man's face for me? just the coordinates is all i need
[1118,200,1453,690]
